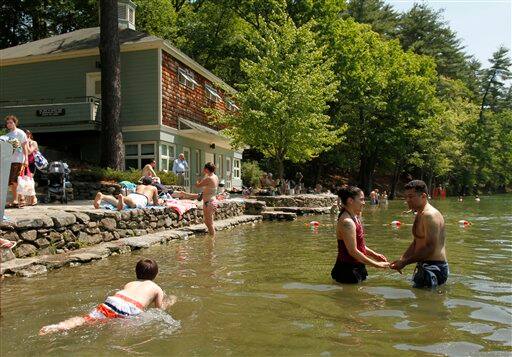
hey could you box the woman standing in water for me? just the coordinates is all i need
[195,162,219,237]
[331,186,389,284]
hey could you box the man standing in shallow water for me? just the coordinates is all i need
[390,180,449,288]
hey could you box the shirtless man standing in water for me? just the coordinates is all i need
[195,162,219,237]
[390,180,449,288]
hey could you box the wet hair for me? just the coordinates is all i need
[25,129,33,139]
[150,159,156,164]
[4,115,18,127]
[337,186,363,205]
[136,259,158,280]
[404,180,428,195]
[141,176,153,185]
[204,162,216,173]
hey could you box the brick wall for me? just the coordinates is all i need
[162,50,230,129]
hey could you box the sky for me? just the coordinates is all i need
[385,0,512,67]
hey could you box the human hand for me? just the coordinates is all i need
[375,261,390,269]
[390,260,405,274]
[374,253,388,262]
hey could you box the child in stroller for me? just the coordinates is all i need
[45,161,72,203]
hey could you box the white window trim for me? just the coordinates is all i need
[226,98,239,111]
[205,84,222,102]
[194,149,201,176]
[125,141,156,170]
[178,68,198,89]
[159,143,176,172]
[233,158,241,179]
[86,72,101,99]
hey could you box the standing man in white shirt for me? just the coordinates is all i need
[2,115,28,208]
[172,153,189,187]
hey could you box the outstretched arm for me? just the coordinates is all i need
[365,246,388,262]
[339,219,389,268]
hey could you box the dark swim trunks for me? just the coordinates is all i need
[331,261,368,284]
[412,261,449,288]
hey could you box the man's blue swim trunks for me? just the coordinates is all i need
[412,261,449,288]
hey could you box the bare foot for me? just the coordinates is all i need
[116,194,125,211]
[93,192,103,209]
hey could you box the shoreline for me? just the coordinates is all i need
[0,214,263,278]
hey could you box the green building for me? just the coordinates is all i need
[0,1,242,191]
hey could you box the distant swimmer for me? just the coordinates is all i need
[39,259,176,335]
[390,180,448,289]
[475,195,480,202]
[331,186,389,284]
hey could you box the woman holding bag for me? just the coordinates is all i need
[25,130,38,174]
[23,130,38,205]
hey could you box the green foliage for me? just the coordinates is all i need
[133,0,178,41]
[345,0,399,38]
[72,167,177,185]
[212,19,343,178]
[241,161,264,187]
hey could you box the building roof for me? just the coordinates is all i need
[0,27,235,93]
[0,27,159,60]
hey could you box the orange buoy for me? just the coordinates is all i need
[306,221,320,228]
[458,220,471,227]
[391,220,401,227]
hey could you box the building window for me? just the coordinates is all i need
[178,68,198,89]
[216,154,223,178]
[86,72,101,99]
[205,84,222,102]
[160,143,176,172]
[226,98,239,111]
[124,142,156,170]
[233,159,241,179]
[128,7,135,23]
[195,149,201,175]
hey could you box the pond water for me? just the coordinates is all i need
[1,195,511,356]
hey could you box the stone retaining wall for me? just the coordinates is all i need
[248,194,337,208]
[0,200,244,261]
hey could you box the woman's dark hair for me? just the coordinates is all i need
[204,162,216,173]
[404,180,428,195]
[136,259,158,280]
[337,186,363,205]
[25,129,33,139]
[141,176,153,185]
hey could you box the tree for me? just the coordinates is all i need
[212,19,343,179]
[133,0,178,41]
[0,0,98,49]
[99,0,124,169]
[397,3,476,86]
[479,46,512,118]
[345,0,400,38]
[325,19,438,194]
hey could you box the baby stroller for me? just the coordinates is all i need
[46,161,72,203]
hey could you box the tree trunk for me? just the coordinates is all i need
[99,0,124,169]
[389,160,401,200]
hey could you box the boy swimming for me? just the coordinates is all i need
[39,259,176,335]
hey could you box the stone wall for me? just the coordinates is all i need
[0,200,244,261]
[249,194,337,208]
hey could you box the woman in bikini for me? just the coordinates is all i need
[195,162,219,237]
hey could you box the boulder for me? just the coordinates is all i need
[13,243,38,258]
[100,218,117,231]
[47,211,76,227]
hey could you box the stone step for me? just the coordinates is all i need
[272,206,332,215]
[261,211,297,221]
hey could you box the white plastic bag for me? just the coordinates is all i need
[17,167,36,197]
